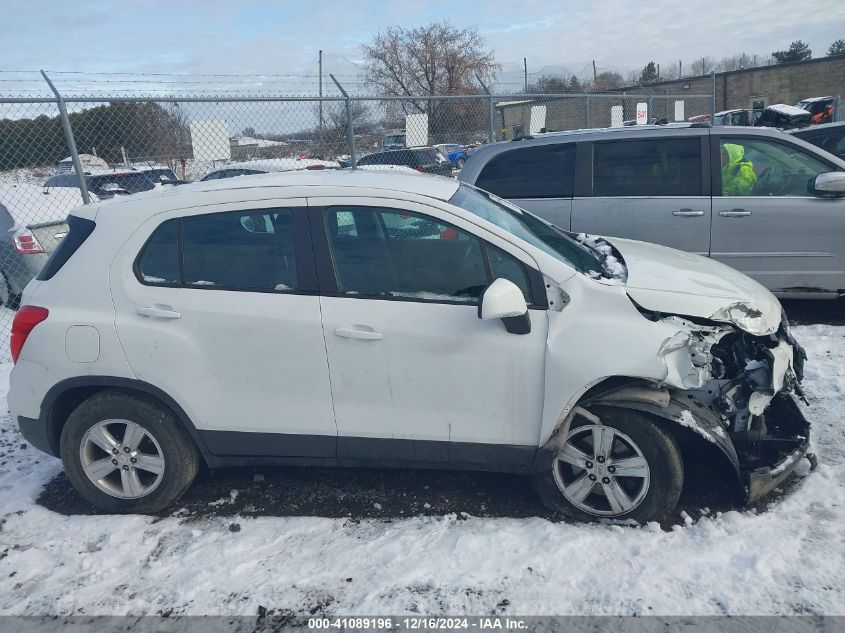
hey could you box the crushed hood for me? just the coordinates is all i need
[605,237,782,336]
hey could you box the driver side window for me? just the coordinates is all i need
[324,207,537,305]
[719,138,831,197]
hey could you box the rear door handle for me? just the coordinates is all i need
[719,209,752,217]
[672,209,704,217]
[136,305,181,319]
[334,327,383,341]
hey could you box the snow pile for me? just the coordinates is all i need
[231,136,288,148]
[0,325,843,615]
[577,233,627,281]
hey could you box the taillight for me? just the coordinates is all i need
[11,306,48,363]
[13,228,44,254]
[415,167,424,173]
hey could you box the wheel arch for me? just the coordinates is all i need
[538,378,744,498]
[40,376,213,465]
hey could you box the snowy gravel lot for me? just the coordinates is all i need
[0,323,843,616]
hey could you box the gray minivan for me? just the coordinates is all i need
[459,124,845,298]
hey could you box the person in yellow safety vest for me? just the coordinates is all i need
[721,143,757,196]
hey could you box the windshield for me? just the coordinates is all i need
[448,184,602,275]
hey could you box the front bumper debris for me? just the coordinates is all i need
[742,393,811,504]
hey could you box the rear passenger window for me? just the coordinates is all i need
[474,143,576,199]
[136,209,298,292]
[593,138,702,196]
[137,219,180,285]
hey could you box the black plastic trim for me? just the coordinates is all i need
[17,415,53,455]
[37,215,95,281]
[37,376,214,463]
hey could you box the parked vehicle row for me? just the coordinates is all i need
[459,123,845,298]
[9,169,810,523]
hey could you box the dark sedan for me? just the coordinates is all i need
[356,147,453,176]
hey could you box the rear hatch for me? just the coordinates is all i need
[29,220,69,255]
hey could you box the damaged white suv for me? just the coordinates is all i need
[9,170,811,522]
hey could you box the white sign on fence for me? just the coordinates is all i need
[405,113,429,147]
[674,100,685,122]
[190,120,231,161]
[529,105,547,134]
[611,105,624,128]
[636,103,648,125]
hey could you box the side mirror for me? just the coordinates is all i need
[479,278,531,335]
[810,172,845,197]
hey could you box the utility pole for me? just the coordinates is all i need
[592,60,598,86]
[523,58,528,91]
[679,59,682,78]
[318,50,324,136]
[657,63,660,82]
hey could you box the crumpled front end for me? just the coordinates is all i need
[606,308,812,504]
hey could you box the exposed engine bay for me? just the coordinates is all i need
[585,304,813,503]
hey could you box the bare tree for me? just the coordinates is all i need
[363,21,500,111]
[526,74,569,93]
[314,100,375,157]
[593,71,625,92]
[690,56,716,76]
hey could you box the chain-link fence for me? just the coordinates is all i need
[0,78,713,361]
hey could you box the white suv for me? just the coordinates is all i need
[8,170,811,522]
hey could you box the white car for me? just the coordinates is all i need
[8,170,810,522]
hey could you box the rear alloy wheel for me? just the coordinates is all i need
[532,407,683,523]
[79,419,166,499]
[60,390,199,513]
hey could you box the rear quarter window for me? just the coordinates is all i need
[474,143,576,199]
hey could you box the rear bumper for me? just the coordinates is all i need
[17,415,57,457]
[744,393,811,504]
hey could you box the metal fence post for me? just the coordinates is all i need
[585,94,591,128]
[40,70,91,204]
[477,76,494,143]
[330,74,356,168]
[710,70,717,122]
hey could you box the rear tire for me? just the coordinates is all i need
[532,407,683,523]
[60,390,200,514]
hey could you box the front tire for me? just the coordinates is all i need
[60,390,200,514]
[532,407,683,523]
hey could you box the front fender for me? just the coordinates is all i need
[537,384,742,489]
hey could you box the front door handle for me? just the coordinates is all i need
[136,305,181,319]
[719,209,752,217]
[672,209,704,217]
[334,327,383,341]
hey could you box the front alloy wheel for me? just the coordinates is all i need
[555,424,650,516]
[532,407,684,523]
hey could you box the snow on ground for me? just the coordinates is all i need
[0,325,843,616]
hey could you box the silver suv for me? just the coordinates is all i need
[459,124,845,298]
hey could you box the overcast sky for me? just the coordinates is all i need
[2,0,843,86]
